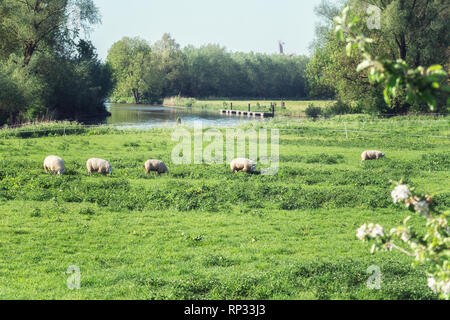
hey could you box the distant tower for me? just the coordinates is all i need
[278,41,285,55]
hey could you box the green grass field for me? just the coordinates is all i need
[163,98,335,117]
[0,116,449,299]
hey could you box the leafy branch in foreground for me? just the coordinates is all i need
[334,6,449,110]
[357,184,449,299]
[334,6,449,299]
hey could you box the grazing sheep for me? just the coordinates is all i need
[361,150,385,161]
[145,159,168,174]
[86,158,113,175]
[43,156,65,175]
[230,158,256,173]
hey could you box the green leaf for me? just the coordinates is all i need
[406,90,414,103]
[351,16,360,24]
[336,30,344,41]
[383,88,391,106]
[391,86,397,97]
[387,76,398,88]
[431,82,440,89]
[433,70,447,77]
[421,91,436,109]
[368,68,376,83]
[427,65,443,72]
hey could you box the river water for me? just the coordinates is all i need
[104,103,266,128]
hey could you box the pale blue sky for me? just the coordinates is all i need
[90,0,323,60]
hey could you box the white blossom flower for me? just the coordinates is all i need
[427,278,450,296]
[441,281,450,294]
[427,277,437,293]
[391,185,410,203]
[369,224,384,238]
[401,231,411,242]
[436,217,448,228]
[414,200,429,216]
[357,224,368,240]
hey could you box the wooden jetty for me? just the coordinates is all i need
[220,102,275,118]
[220,109,274,118]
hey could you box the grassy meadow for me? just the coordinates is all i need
[0,116,449,299]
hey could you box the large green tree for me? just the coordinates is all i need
[0,0,99,65]
[0,0,113,124]
[30,40,113,119]
[107,37,162,104]
[152,33,188,97]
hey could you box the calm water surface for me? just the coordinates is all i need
[104,104,267,128]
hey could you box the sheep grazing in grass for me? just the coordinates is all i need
[86,158,113,175]
[145,159,168,174]
[361,150,385,161]
[230,158,256,173]
[43,156,65,175]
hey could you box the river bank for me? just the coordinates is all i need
[163,97,335,117]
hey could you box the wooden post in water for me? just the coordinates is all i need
[271,103,275,116]
[248,104,251,112]
[230,103,233,111]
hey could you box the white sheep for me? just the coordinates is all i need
[230,158,256,173]
[361,150,385,161]
[86,158,113,175]
[43,155,65,175]
[145,159,168,174]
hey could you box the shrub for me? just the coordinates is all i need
[305,104,322,119]
[323,100,355,117]
[165,96,197,107]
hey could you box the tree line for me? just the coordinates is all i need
[107,0,448,113]
[107,34,310,104]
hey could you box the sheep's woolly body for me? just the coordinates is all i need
[230,158,256,173]
[86,158,113,175]
[361,150,385,161]
[43,156,65,175]
[145,160,168,174]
